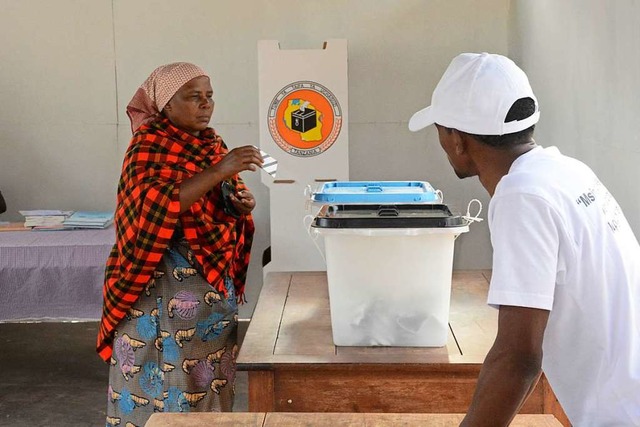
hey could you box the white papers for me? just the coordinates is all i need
[20,210,74,229]
[63,211,114,229]
[19,210,115,230]
[260,149,278,178]
[19,210,74,217]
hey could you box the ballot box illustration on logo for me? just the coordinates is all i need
[290,102,316,133]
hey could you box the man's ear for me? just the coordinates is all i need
[164,102,172,111]
[451,129,468,156]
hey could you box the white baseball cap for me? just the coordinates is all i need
[408,52,540,135]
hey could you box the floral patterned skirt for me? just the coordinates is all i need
[105,238,238,427]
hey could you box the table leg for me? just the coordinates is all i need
[541,376,571,426]
[248,371,275,412]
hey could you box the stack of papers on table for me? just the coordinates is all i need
[63,211,114,229]
[19,210,74,230]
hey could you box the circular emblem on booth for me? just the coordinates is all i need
[267,81,342,157]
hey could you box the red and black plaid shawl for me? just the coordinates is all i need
[97,118,254,362]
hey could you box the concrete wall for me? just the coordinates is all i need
[509,0,640,238]
[0,0,510,316]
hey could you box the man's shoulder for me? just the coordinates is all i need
[498,147,591,197]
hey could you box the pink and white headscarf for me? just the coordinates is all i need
[126,62,208,133]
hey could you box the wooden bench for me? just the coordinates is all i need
[145,412,564,426]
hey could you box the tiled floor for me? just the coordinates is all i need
[0,321,248,427]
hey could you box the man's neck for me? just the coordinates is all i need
[477,141,538,196]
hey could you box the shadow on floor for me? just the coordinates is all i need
[0,321,248,427]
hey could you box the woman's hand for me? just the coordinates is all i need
[178,145,261,214]
[215,145,263,180]
[228,189,256,215]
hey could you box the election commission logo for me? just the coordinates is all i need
[268,81,342,157]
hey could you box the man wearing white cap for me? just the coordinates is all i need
[409,53,640,426]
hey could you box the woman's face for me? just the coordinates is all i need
[163,76,214,136]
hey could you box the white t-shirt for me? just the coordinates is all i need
[488,146,640,426]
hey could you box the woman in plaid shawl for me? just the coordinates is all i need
[99,62,262,425]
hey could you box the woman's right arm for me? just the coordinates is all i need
[177,145,263,214]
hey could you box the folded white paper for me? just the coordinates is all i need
[260,149,278,178]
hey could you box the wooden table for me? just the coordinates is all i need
[145,412,564,426]
[237,271,569,426]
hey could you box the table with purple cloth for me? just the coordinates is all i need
[0,227,115,322]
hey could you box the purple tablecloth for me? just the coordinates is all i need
[0,227,115,321]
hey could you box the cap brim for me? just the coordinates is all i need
[408,106,435,132]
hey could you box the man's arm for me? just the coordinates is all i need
[460,305,550,427]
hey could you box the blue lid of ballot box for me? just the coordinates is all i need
[311,181,439,204]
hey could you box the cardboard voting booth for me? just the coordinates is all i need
[258,39,349,273]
